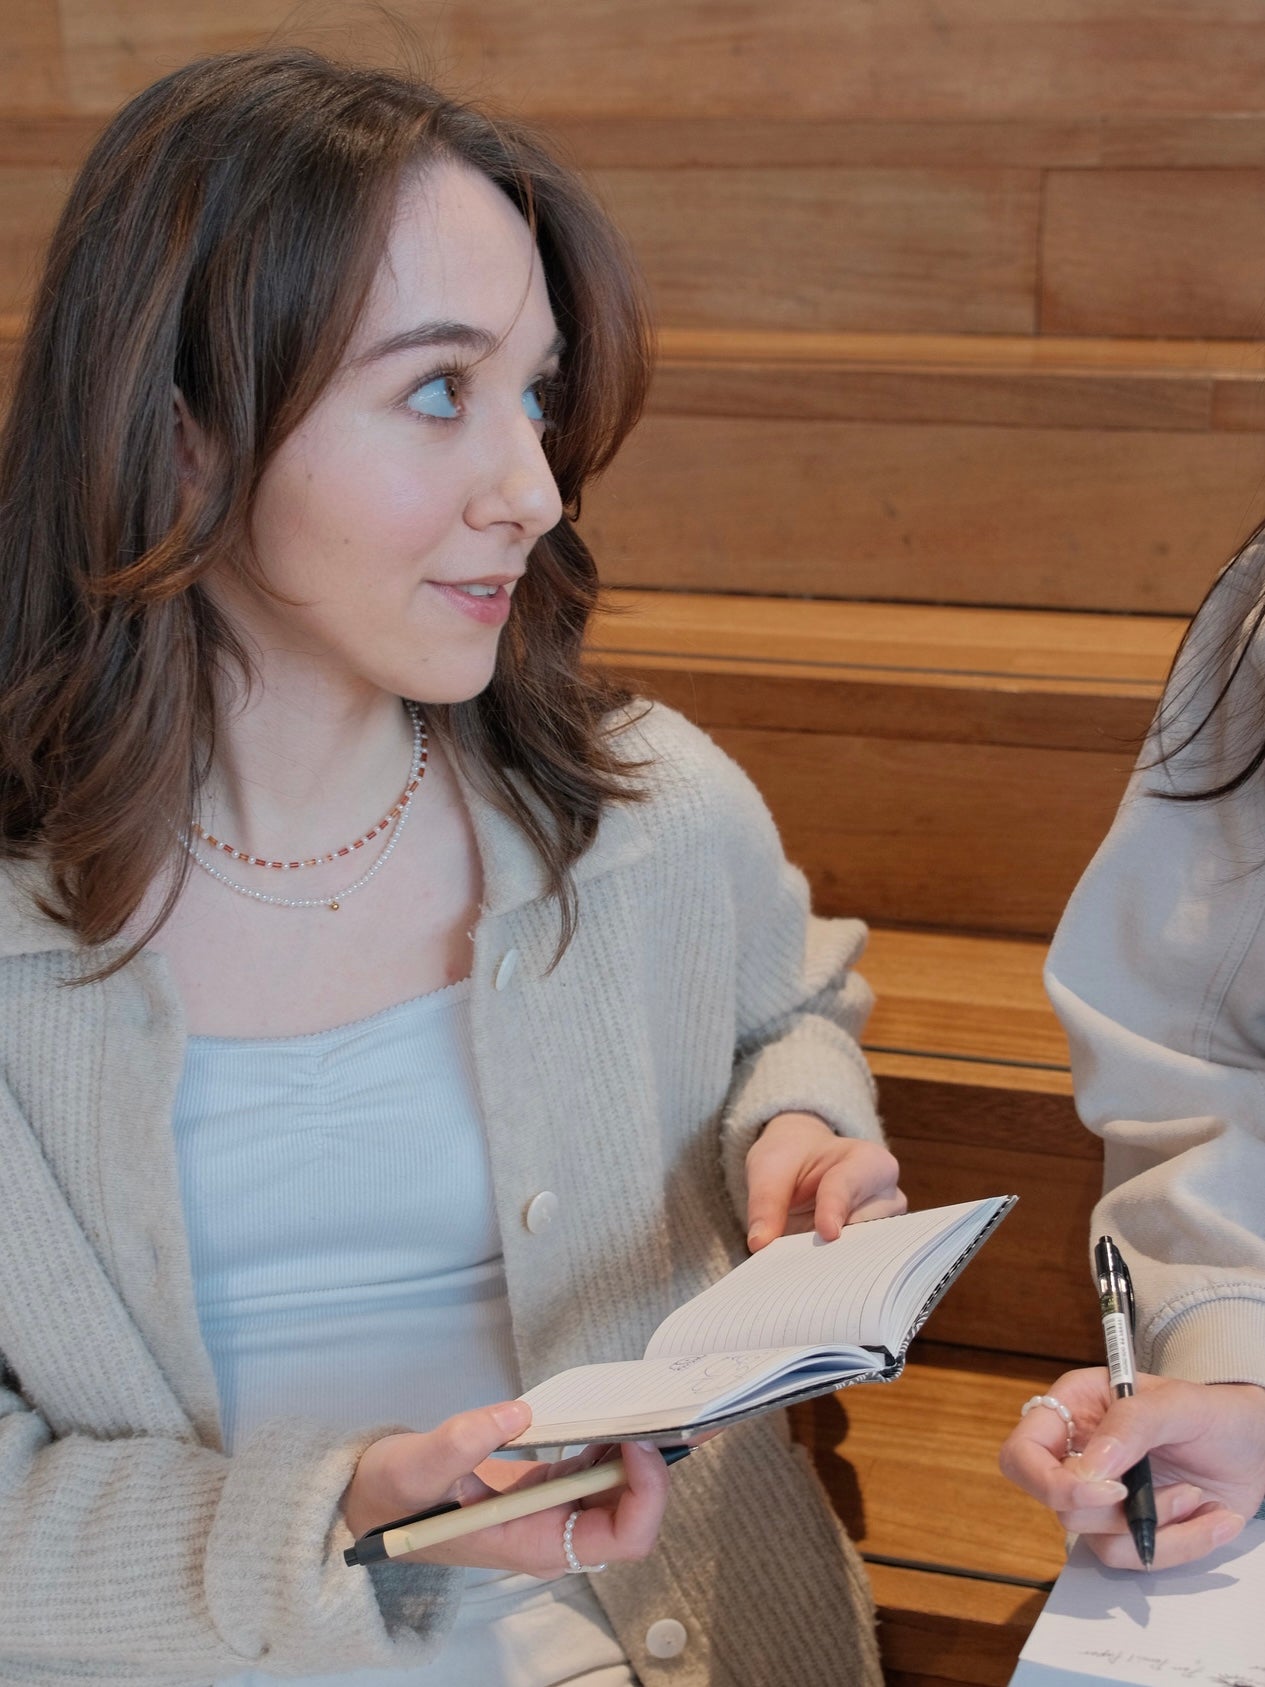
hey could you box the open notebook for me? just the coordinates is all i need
[507,1195,1015,1447]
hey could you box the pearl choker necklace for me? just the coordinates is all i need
[179,703,427,911]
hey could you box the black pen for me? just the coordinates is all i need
[1093,1235,1157,1569]
[345,1444,692,1567]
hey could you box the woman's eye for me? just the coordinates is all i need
[406,375,461,419]
[522,383,549,425]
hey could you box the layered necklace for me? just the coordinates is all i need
[178,702,427,912]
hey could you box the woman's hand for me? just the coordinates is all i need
[999,1366,1265,1569]
[342,1400,671,1576]
[744,1112,905,1250]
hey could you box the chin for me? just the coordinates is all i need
[396,660,502,709]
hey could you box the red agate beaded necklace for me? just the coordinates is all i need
[179,702,427,912]
[188,703,426,871]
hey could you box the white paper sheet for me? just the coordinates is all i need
[1011,1522,1265,1687]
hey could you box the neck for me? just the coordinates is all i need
[200,679,418,861]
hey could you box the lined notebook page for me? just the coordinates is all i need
[516,1345,867,1438]
[644,1200,993,1360]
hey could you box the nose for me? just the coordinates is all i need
[464,417,564,542]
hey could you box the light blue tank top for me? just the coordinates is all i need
[172,983,632,1687]
[172,981,522,1453]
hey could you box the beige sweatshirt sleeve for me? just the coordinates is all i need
[1047,580,1265,1384]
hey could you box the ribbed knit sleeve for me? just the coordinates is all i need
[620,708,883,1220]
[0,1378,463,1680]
[0,1050,464,1681]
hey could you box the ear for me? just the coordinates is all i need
[172,386,210,486]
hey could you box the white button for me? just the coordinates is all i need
[493,949,519,991]
[644,1618,688,1659]
[524,1190,559,1235]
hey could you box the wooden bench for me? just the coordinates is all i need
[589,588,1181,936]
[809,925,1095,1686]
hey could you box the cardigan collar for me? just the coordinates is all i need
[450,758,652,921]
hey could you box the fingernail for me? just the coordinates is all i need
[1079,1438,1123,1482]
[1168,1484,1203,1522]
[492,1400,529,1434]
[1211,1514,1246,1547]
[1077,1480,1128,1503]
[747,1222,768,1248]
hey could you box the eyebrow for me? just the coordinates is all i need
[355,321,567,368]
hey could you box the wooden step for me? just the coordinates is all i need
[590,591,1179,935]
[581,333,1265,615]
[650,328,1265,433]
[863,927,1100,1365]
[792,1344,1069,1687]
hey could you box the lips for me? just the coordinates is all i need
[429,577,517,626]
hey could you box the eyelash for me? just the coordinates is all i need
[404,365,559,428]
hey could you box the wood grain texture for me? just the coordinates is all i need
[0,168,70,316]
[863,928,1068,1070]
[708,726,1132,936]
[650,328,1265,433]
[32,1,1265,121]
[581,415,1263,613]
[543,113,1265,170]
[0,159,1040,331]
[588,588,1179,751]
[15,110,1265,172]
[591,166,1041,335]
[799,1348,1069,1579]
[795,1350,1068,1683]
[897,1140,1101,1361]
[870,1565,1049,1687]
[592,588,1181,685]
[1,0,66,111]
[1044,169,1265,339]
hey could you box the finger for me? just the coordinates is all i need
[839,1187,908,1228]
[998,1371,1116,1494]
[810,1148,902,1239]
[744,1141,802,1250]
[1001,1433,1126,1510]
[571,1442,673,1564]
[1057,1481,1205,1537]
[407,1399,532,1507]
[1076,1387,1212,1483]
[1085,1504,1247,1571]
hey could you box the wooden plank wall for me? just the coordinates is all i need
[5,2,1265,612]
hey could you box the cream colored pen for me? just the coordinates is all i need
[344,1446,691,1566]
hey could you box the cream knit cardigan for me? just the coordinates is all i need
[0,705,884,1687]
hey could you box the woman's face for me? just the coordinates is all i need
[219,161,565,705]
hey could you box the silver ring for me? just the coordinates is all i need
[562,1508,607,1574]
[1021,1393,1078,1457]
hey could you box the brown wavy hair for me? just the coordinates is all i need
[0,47,653,969]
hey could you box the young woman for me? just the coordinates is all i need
[999,548,1265,1570]
[0,47,902,1686]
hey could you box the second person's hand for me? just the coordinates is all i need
[999,1366,1265,1569]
